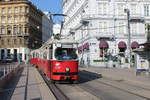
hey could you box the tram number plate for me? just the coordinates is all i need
[64,76,71,80]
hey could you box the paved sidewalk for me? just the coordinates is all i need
[80,66,150,88]
[11,64,56,100]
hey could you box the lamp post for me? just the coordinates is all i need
[80,20,89,66]
[124,9,132,68]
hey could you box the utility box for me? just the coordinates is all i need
[135,54,149,75]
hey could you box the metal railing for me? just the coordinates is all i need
[0,62,20,78]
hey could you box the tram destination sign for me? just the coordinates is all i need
[62,44,73,48]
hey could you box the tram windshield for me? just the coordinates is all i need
[55,48,78,60]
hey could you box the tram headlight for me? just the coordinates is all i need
[55,63,60,67]
[65,67,70,72]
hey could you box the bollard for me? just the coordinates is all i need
[3,67,5,76]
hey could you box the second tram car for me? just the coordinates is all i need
[30,39,79,83]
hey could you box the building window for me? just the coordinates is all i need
[130,4,137,15]
[7,26,12,35]
[2,8,5,14]
[8,7,11,14]
[144,4,149,16]
[14,16,18,23]
[1,27,5,34]
[25,6,29,13]
[20,16,24,22]
[1,39,4,45]
[19,26,23,33]
[117,3,125,15]
[98,3,108,15]
[118,22,125,34]
[20,39,23,45]
[99,21,108,33]
[14,26,17,34]
[25,27,28,33]
[14,39,17,45]
[131,23,137,34]
[14,7,18,13]
[20,7,25,12]
[7,39,10,45]
[8,16,12,23]
[1,16,5,23]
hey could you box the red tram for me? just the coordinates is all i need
[30,39,79,83]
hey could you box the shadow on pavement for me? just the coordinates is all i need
[0,67,24,100]
[78,70,102,84]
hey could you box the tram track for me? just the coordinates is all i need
[80,70,150,100]
[38,70,70,100]
[82,70,150,91]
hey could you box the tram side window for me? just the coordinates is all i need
[55,48,77,60]
[43,52,47,59]
[49,45,53,59]
[36,53,39,58]
[49,49,53,59]
[33,52,35,58]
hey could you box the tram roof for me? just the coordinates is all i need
[31,37,78,53]
[46,37,78,44]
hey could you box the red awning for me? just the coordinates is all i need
[83,43,89,49]
[131,41,139,49]
[99,41,109,49]
[118,41,127,48]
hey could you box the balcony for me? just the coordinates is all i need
[94,32,114,40]
[130,14,145,23]
[82,14,114,20]
[15,32,29,37]
[0,32,29,37]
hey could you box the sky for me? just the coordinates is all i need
[29,0,63,23]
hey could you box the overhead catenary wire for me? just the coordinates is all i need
[54,25,127,31]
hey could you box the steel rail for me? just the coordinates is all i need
[80,70,150,100]
[38,70,70,100]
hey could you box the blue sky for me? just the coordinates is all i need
[29,0,63,23]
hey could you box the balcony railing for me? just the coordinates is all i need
[82,14,114,20]
[94,32,114,40]
[130,14,145,23]
[0,32,29,37]
[82,14,145,22]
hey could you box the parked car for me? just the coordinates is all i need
[2,57,14,63]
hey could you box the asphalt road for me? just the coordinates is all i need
[56,70,149,100]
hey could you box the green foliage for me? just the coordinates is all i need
[93,59,108,62]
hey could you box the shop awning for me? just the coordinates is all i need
[118,41,127,48]
[131,41,139,49]
[99,41,109,49]
[83,43,89,49]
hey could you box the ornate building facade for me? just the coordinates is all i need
[62,0,150,67]
[0,0,52,61]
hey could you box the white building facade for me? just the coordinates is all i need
[42,12,53,43]
[53,24,61,35]
[62,0,150,67]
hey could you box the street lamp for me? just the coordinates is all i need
[124,9,132,68]
[80,20,89,66]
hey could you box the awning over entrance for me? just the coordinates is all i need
[118,41,127,48]
[83,42,89,50]
[78,42,89,51]
[99,41,109,49]
[131,41,139,49]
